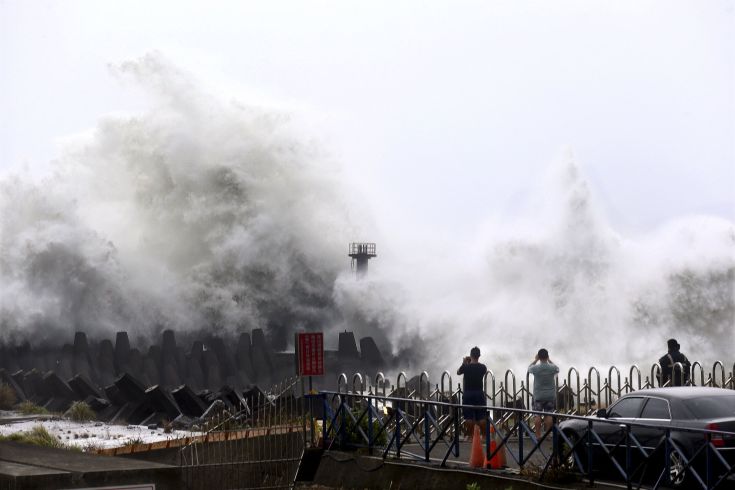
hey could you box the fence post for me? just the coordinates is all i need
[395,404,402,459]
[322,394,327,447]
[567,367,580,413]
[624,423,631,489]
[484,370,496,419]
[301,377,307,448]
[485,408,491,462]
[713,361,725,388]
[691,361,704,386]
[607,366,621,406]
[368,394,374,455]
[504,369,517,407]
[424,402,430,462]
[551,414,558,467]
[352,373,364,395]
[453,403,460,458]
[629,364,641,392]
[664,428,672,486]
[706,429,712,489]
[651,364,663,387]
[587,419,595,486]
[518,415,524,468]
[419,371,430,400]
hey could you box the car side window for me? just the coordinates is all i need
[608,397,645,418]
[640,397,670,419]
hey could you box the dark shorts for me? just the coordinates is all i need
[462,390,487,421]
[533,400,555,414]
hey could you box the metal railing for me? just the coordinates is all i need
[335,361,733,443]
[348,242,376,256]
[311,388,735,489]
[179,376,305,490]
[341,361,733,417]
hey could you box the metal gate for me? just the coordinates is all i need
[179,376,306,490]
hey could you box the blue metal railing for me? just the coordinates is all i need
[309,390,735,490]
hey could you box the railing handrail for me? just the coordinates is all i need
[317,387,735,488]
[314,389,735,437]
[375,372,386,397]
[418,371,430,399]
[352,373,364,394]
[337,360,734,408]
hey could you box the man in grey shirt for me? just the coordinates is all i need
[528,348,559,438]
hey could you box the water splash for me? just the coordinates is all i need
[0,54,372,349]
[1,54,732,374]
[406,151,734,373]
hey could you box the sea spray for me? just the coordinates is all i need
[1,53,732,376]
[395,153,734,376]
[0,54,382,351]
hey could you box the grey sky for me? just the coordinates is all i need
[1,0,733,241]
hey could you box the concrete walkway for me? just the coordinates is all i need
[399,434,558,470]
[0,441,181,489]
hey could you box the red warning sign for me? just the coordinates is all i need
[296,332,324,376]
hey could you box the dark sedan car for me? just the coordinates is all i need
[558,387,735,488]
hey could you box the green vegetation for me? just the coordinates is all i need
[81,441,104,453]
[16,400,49,415]
[0,425,66,449]
[66,401,95,422]
[123,436,145,447]
[466,483,481,490]
[340,407,388,446]
[0,383,17,410]
[519,463,579,484]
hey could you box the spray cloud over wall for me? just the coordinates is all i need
[0,53,396,352]
[396,152,734,374]
[0,54,732,375]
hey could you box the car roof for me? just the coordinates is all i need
[621,387,735,400]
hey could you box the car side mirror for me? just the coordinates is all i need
[596,408,607,418]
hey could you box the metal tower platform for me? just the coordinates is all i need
[348,242,376,278]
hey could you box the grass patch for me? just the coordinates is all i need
[0,383,17,410]
[81,441,104,453]
[66,401,95,422]
[519,463,580,484]
[122,436,145,447]
[0,425,66,449]
[16,400,49,415]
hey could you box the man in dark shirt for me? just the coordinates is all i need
[658,338,691,386]
[457,346,488,438]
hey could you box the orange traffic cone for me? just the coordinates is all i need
[469,425,484,468]
[484,425,507,469]
[495,425,507,468]
[484,425,499,469]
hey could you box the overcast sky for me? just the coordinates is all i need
[1,0,733,242]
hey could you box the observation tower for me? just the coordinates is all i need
[348,242,376,278]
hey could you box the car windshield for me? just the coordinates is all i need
[683,395,735,419]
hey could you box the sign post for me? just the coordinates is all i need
[295,332,324,447]
[295,332,324,379]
